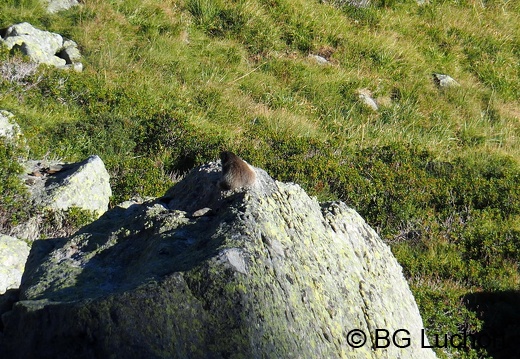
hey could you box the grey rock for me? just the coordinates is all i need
[59,39,82,63]
[328,0,371,8]
[357,88,379,111]
[0,110,21,140]
[309,54,329,65]
[1,160,436,358]
[191,207,213,217]
[23,155,112,216]
[70,62,83,72]
[45,0,81,14]
[0,22,82,71]
[432,73,460,88]
[348,0,371,7]
[0,235,30,295]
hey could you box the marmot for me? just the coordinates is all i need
[219,151,256,191]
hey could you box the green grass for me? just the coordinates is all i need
[1,0,519,357]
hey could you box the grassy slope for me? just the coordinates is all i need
[1,0,519,358]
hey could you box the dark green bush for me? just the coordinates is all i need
[0,139,30,231]
[109,156,173,205]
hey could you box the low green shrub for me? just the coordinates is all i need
[0,139,30,231]
[38,207,98,239]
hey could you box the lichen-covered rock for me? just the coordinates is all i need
[0,235,30,295]
[23,155,112,216]
[0,22,82,71]
[1,160,436,358]
[0,110,21,140]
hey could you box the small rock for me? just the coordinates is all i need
[432,73,460,88]
[309,54,329,65]
[70,62,83,72]
[44,0,82,14]
[0,110,22,140]
[335,0,371,8]
[357,88,378,111]
[58,40,82,63]
[192,207,212,217]
[45,164,65,174]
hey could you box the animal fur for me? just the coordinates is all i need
[219,151,256,190]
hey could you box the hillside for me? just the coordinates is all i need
[1,0,519,358]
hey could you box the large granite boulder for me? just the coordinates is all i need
[0,22,82,71]
[0,159,436,358]
[0,235,30,295]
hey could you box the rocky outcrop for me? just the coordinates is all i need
[0,235,30,295]
[22,155,112,217]
[0,22,82,71]
[1,159,436,358]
